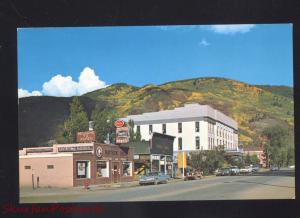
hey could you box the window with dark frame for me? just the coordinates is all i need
[196,136,200,150]
[162,124,166,134]
[149,124,153,134]
[195,121,199,132]
[24,166,31,170]
[76,161,88,179]
[47,165,54,169]
[178,123,182,133]
[178,137,182,150]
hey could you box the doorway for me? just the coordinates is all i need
[112,162,119,183]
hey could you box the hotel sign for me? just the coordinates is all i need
[76,131,96,143]
[116,127,129,144]
[58,146,94,152]
[114,120,125,128]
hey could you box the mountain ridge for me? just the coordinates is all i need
[19,77,294,147]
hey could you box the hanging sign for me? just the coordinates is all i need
[114,120,125,128]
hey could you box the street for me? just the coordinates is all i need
[20,168,295,203]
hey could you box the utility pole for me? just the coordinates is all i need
[182,151,185,180]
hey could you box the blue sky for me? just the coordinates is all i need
[17,24,293,97]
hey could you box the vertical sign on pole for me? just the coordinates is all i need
[182,151,185,180]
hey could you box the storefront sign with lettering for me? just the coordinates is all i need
[76,131,96,143]
[116,127,129,144]
[58,146,93,152]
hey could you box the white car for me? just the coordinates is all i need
[240,166,252,174]
[288,165,295,169]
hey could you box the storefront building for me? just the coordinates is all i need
[19,142,134,187]
[123,132,175,177]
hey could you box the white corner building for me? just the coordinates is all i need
[122,103,238,155]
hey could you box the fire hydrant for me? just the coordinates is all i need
[84,180,90,190]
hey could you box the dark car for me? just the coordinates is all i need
[216,168,231,176]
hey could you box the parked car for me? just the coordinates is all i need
[216,168,231,176]
[184,171,196,180]
[240,166,252,174]
[229,166,240,175]
[251,165,260,172]
[139,172,170,185]
[270,166,280,171]
[288,165,295,169]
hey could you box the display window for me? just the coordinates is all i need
[122,161,132,176]
[97,161,109,177]
[76,161,90,178]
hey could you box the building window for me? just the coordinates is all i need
[76,161,90,179]
[217,127,219,136]
[178,123,182,133]
[195,136,200,150]
[97,161,109,177]
[24,166,31,170]
[162,124,166,134]
[149,125,153,134]
[178,137,182,150]
[122,161,132,176]
[195,121,200,132]
[47,165,54,169]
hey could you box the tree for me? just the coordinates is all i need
[250,154,260,165]
[190,147,225,175]
[244,153,251,165]
[91,107,117,143]
[56,97,89,143]
[128,119,135,142]
[127,119,141,142]
[261,125,293,167]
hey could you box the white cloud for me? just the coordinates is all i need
[209,24,255,34]
[42,67,107,97]
[18,89,42,98]
[198,39,210,46]
[77,67,107,95]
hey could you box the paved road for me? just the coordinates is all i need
[20,168,295,203]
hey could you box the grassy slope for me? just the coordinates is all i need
[19,78,294,147]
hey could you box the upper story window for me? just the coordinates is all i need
[162,124,166,134]
[24,166,31,170]
[195,136,200,150]
[195,121,200,132]
[178,123,182,133]
[178,137,182,150]
[149,125,153,134]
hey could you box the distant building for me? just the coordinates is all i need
[243,147,266,167]
[121,103,238,156]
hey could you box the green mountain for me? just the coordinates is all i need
[19,77,294,147]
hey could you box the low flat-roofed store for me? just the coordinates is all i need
[19,142,134,187]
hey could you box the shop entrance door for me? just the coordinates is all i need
[112,162,119,183]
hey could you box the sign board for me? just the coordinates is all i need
[77,162,86,176]
[76,131,96,143]
[116,127,129,144]
[114,120,125,128]
[177,152,187,168]
[58,146,93,152]
[151,155,160,160]
[96,146,103,158]
[134,155,140,160]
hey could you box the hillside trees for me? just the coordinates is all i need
[261,125,294,167]
[56,97,89,143]
[91,107,117,143]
